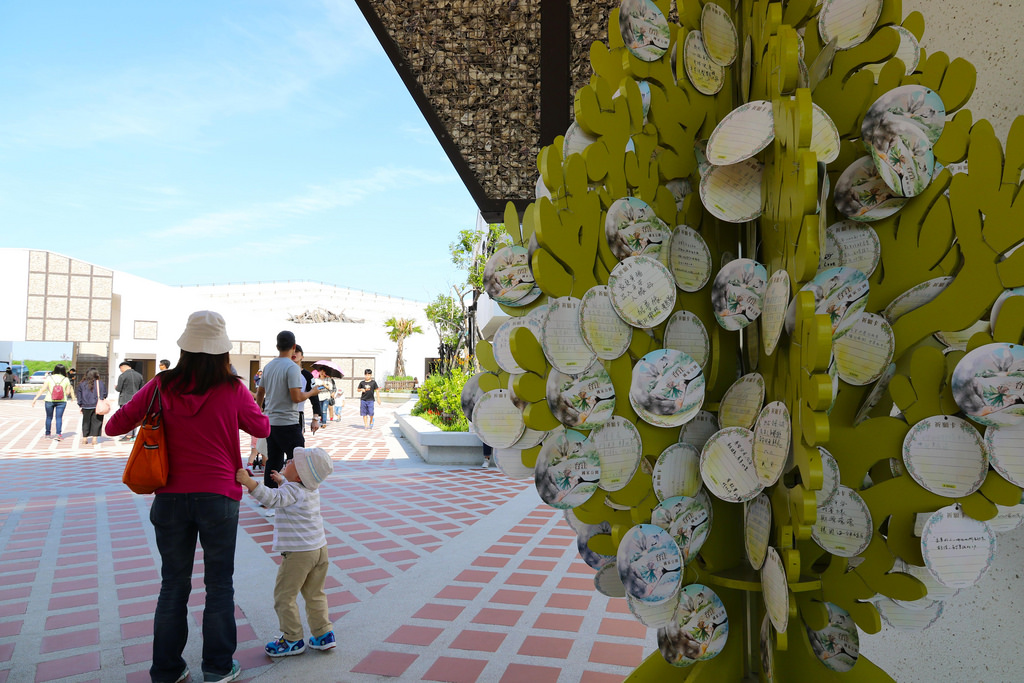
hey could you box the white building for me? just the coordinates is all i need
[0,248,439,396]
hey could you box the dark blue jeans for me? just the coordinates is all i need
[43,401,67,436]
[149,493,239,682]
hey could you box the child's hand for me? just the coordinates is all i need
[270,470,285,486]
[236,468,255,488]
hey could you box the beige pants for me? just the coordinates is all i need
[273,545,332,641]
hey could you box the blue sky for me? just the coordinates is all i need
[0,1,479,308]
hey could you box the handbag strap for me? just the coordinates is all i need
[143,382,162,426]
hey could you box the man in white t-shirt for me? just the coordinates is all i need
[255,331,318,490]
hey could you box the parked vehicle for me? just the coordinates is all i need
[28,370,50,385]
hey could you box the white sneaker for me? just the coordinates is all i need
[481,459,491,468]
[265,508,275,517]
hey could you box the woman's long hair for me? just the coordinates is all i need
[159,351,237,395]
[52,364,68,377]
[84,368,99,390]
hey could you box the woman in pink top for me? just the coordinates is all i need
[107,311,269,683]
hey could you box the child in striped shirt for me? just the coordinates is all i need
[237,447,336,657]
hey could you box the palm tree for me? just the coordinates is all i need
[384,317,423,378]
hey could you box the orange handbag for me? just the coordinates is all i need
[122,385,169,494]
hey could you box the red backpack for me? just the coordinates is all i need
[50,379,65,401]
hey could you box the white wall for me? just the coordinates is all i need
[0,249,30,342]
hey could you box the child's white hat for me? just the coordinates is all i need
[293,447,333,490]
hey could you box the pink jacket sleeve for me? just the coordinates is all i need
[105,379,156,436]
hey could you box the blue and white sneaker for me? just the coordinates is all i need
[265,636,306,657]
[308,631,337,651]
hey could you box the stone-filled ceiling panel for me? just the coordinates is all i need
[367,0,542,200]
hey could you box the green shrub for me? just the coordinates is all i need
[412,369,469,431]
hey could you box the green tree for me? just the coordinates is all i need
[425,294,465,375]
[448,222,511,365]
[383,317,423,378]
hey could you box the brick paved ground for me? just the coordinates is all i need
[0,395,656,682]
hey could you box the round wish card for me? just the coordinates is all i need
[683,30,725,95]
[712,258,768,331]
[988,503,1024,533]
[864,25,921,77]
[607,255,677,329]
[834,312,894,385]
[760,613,776,681]
[700,427,762,503]
[679,410,720,449]
[576,521,615,570]
[700,158,764,223]
[812,485,873,557]
[984,422,1024,487]
[664,311,710,369]
[617,524,682,604]
[834,155,908,222]
[618,0,670,62]
[800,266,870,341]
[586,416,643,491]
[605,197,672,263]
[482,245,536,306]
[816,447,841,507]
[700,2,738,66]
[653,442,703,500]
[718,373,766,430]
[920,504,996,589]
[806,602,859,672]
[493,448,536,479]
[668,225,712,292]
[563,120,598,159]
[666,178,693,211]
[535,429,599,509]
[707,100,774,166]
[595,563,627,598]
[461,371,490,423]
[875,597,944,631]
[745,492,772,570]
[863,86,938,197]
[811,103,841,164]
[934,322,990,352]
[629,591,680,628]
[891,557,958,606]
[492,317,527,374]
[883,276,952,322]
[952,343,1024,427]
[854,363,896,426]
[989,287,1024,334]
[630,349,706,428]
[579,285,632,360]
[761,546,789,633]
[472,389,526,449]
[542,297,598,374]
[546,364,616,430]
[651,491,713,562]
[753,401,791,486]
[818,0,883,50]
[902,415,987,498]
[657,584,729,665]
[863,85,946,148]
[826,221,881,277]
[761,270,791,356]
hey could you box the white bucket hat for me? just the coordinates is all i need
[293,447,334,491]
[177,310,233,355]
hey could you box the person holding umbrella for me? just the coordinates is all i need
[311,360,345,422]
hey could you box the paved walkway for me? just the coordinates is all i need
[0,395,655,682]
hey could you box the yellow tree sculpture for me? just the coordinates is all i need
[465,0,1024,680]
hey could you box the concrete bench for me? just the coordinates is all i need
[396,413,485,465]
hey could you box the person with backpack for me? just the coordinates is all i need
[30,364,74,441]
